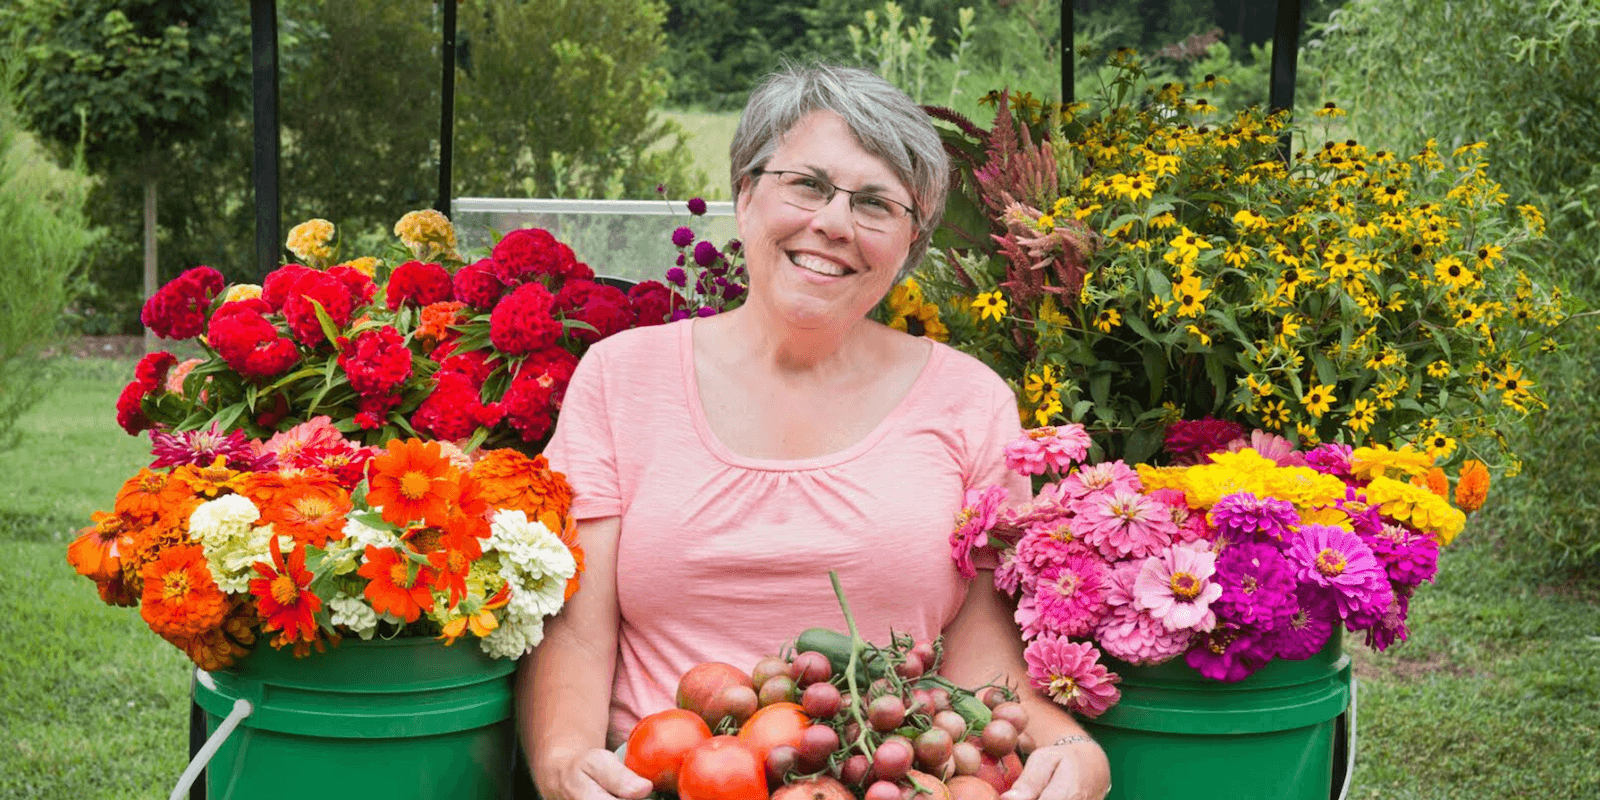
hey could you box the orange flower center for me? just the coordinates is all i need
[1027,426,1058,440]
[389,561,412,588]
[446,550,468,574]
[399,471,433,500]
[954,508,975,528]
[139,474,166,493]
[1169,571,1201,600]
[409,528,443,553]
[291,496,335,521]
[270,573,299,606]
[162,569,193,602]
[1315,548,1347,576]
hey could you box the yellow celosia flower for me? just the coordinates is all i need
[223,284,263,303]
[286,218,336,267]
[394,209,458,260]
[339,256,381,277]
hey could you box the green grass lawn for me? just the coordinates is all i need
[1,357,1596,799]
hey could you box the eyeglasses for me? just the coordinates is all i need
[752,167,917,232]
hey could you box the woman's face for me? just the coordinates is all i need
[735,110,916,333]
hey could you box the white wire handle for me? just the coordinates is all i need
[169,670,253,800]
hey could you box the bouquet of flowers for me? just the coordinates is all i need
[66,419,582,669]
[919,55,1567,475]
[952,422,1489,717]
[120,209,689,451]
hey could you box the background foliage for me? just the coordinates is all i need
[0,47,98,450]
[1307,0,1600,570]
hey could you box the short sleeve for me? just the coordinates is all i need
[542,346,623,520]
[964,374,1031,499]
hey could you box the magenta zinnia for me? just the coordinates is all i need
[950,485,1007,579]
[149,422,273,471]
[1015,551,1110,638]
[1208,492,1300,544]
[1285,524,1388,622]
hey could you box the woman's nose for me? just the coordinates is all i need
[809,192,856,239]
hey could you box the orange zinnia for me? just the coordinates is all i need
[366,439,459,527]
[172,456,252,499]
[260,481,353,547]
[427,544,474,608]
[139,544,230,637]
[250,538,323,650]
[67,511,136,583]
[1456,460,1490,513]
[438,583,510,645]
[470,450,573,521]
[113,468,190,525]
[358,545,437,623]
[162,625,251,671]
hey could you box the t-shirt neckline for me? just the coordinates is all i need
[681,317,944,471]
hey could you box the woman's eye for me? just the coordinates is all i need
[856,195,893,214]
[795,176,828,193]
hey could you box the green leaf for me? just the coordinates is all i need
[1123,423,1164,465]
[1089,371,1111,410]
[1311,352,1337,386]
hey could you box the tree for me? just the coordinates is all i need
[453,0,700,199]
[4,0,251,345]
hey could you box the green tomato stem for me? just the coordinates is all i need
[828,570,874,756]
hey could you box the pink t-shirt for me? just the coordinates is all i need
[542,318,1028,745]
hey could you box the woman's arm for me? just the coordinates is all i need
[940,571,1112,800]
[518,515,653,800]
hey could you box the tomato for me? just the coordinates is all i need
[678,735,768,800]
[624,708,713,792]
[736,701,810,761]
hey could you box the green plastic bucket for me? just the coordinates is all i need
[1082,629,1353,800]
[191,637,518,800]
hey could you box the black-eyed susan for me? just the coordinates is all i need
[1149,211,1178,229]
[1432,256,1475,289]
[1493,365,1531,395]
[1374,184,1407,206]
[1347,398,1377,433]
[972,291,1008,322]
[1474,243,1504,268]
[1185,324,1212,346]
[1296,421,1321,445]
[1421,431,1456,460]
[1301,383,1336,417]
[1314,101,1346,118]
[1452,301,1486,327]
[1173,276,1212,318]
[1261,399,1290,430]
[1092,307,1122,332]
[887,301,950,342]
[1426,360,1452,379]
[1024,364,1064,405]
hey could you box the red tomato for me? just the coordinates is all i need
[625,708,713,792]
[678,735,769,800]
[736,701,810,761]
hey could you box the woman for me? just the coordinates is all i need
[519,64,1112,800]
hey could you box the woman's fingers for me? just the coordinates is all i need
[997,745,1110,800]
[580,748,655,800]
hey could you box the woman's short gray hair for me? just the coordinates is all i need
[730,63,949,280]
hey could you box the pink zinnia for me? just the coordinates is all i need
[1095,602,1195,665]
[1072,490,1177,560]
[1016,552,1110,638]
[1004,424,1093,475]
[1224,430,1307,466]
[1057,461,1141,501]
[1147,488,1210,544]
[950,485,1007,579]
[1013,521,1091,586]
[1023,635,1120,718]
[258,415,346,468]
[1133,543,1223,632]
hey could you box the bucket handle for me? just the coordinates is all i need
[1334,676,1358,800]
[170,669,254,800]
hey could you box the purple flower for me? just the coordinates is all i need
[1269,587,1338,660]
[687,197,708,215]
[726,239,742,253]
[693,240,720,267]
[1363,588,1411,651]
[669,308,692,322]
[1164,417,1246,465]
[722,282,746,301]
[676,253,686,266]
[1286,524,1389,622]
[1336,490,1385,538]
[148,423,273,471]
[665,266,688,287]
[1364,523,1440,588]
[671,226,695,248]
[1185,625,1270,682]
[1211,542,1299,630]
[1304,443,1355,478]
[1209,492,1300,544]
[654,183,667,195]
[694,306,717,317]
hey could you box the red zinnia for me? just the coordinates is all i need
[358,545,437,623]
[250,538,324,650]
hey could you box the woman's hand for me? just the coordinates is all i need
[537,746,654,800]
[999,738,1112,800]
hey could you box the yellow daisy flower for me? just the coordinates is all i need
[1301,384,1336,417]
[972,291,1008,322]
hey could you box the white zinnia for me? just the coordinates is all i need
[479,510,577,659]
[189,495,274,593]
[328,593,380,640]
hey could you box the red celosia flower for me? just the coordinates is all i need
[328,265,377,307]
[282,268,356,347]
[518,346,579,408]
[262,265,316,311]
[489,283,561,356]
[453,258,505,310]
[135,351,178,389]
[142,266,225,340]
[500,370,558,443]
[365,438,460,527]
[250,538,324,650]
[628,280,685,327]
[208,300,300,381]
[353,394,402,430]
[555,279,634,344]
[386,260,454,310]
[435,345,498,386]
[140,544,230,637]
[412,370,503,441]
[337,326,412,397]
[358,545,436,623]
[491,228,590,285]
[116,380,155,435]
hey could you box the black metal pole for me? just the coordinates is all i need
[436,0,457,218]
[1060,1,1074,104]
[251,0,281,281]
[1269,0,1304,160]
